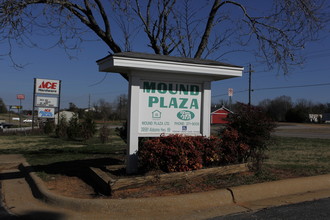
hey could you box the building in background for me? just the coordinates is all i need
[54,111,75,125]
[210,106,233,124]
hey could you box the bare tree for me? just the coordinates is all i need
[259,95,293,121]
[1,0,329,76]
[0,97,7,113]
[93,98,113,121]
[114,94,128,121]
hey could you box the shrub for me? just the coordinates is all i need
[81,112,96,141]
[138,134,247,173]
[55,113,96,141]
[223,103,276,171]
[219,128,250,164]
[115,121,127,143]
[55,115,68,139]
[191,135,222,167]
[138,104,275,173]
[99,125,110,144]
[43,119,55,134]
[139,135,203,172]
[67,114,81,140]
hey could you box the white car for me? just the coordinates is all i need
[23,119,33,123]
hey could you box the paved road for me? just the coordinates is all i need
[274,123,330,139]
[211,197,330,220]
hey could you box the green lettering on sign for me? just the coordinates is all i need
[143,82,156,93]
[179,98,188,109]
[143,81,200,95]
[190,99,199,109]
[169,98,178,108]
[148,96,158,107]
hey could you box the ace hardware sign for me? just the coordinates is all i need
[38,107,55,118]
[32,78,61,122]
[35,78,60,95]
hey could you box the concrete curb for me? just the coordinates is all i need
[19,162,330,216]
[19,162,234,214]
[230,174,330,203]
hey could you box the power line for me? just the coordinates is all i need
[253,82,330,91]
[212,82,330,98]
[212,89,248,98]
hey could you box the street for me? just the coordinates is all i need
[274,123,330,139]
[211,197,330,220]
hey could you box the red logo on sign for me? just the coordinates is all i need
[39,81,58,90]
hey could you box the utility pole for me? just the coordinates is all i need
[119,96,122,121]
[88,94,91,109]
[248,64,253,106]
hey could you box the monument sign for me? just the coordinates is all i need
[97,52,243,173]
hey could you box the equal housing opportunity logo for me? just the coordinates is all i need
[177,110,195,120]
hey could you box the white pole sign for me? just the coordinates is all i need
[139,80,201,135]
[36,96,58,107]
[35,78,60,95]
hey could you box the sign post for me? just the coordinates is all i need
[228,88,233,109]
[32,78,61,129]
[16,94,25,128]
[97,52,243,173]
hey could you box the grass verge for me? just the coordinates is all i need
[0,133,329,198]
[0,128,126,165]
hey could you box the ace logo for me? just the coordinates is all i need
[39,81,58,90]
[35,78,60,94]
[38,107,55,118]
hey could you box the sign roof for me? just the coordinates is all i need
[97,52,243,81]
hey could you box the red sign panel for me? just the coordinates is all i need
[17,94,25,100]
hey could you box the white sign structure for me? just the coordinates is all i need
[36,96,58,107]
[97,52,243,173]
[139,80,201,134]
[228,88,234,97]
[32,78,61,128]
[35,78,60,95]
[38,107,55,118]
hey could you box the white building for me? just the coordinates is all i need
[54,111,75,124]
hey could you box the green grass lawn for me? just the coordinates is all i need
[1,130,330,198]
[0,128,127,166]
[0,131,329,178]
[265,136,330,176]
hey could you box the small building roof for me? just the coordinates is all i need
[211,106,233,114]
[96,52,243,81]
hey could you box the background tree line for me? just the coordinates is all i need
[2,93,330,123]
[258,96,330,123]
[67,94,128,121]
[0,98,7,113]
[214,95,330,123]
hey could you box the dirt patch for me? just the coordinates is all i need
[45,175,98,199]
[43,173,224,199]
[42,166,297,200]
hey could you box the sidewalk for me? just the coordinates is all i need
[1,154,330,220]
